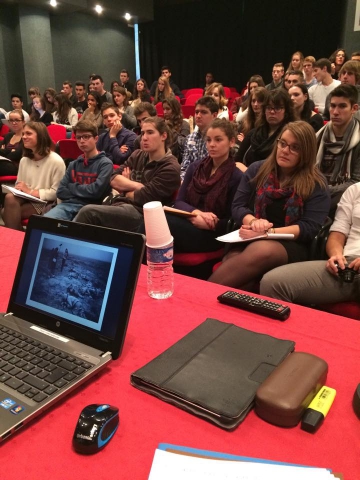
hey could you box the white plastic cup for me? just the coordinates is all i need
[143,201,173,248]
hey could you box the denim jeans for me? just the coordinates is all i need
[44,202,83,221]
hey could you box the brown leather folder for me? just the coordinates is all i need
[131,318,295,429]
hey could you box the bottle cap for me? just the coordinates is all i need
[143,201,173,248]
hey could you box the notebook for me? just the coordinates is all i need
[0,215,145,441]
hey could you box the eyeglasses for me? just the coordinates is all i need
[75,134,93,141]
[277,138,301,154]
[336,53,345,57]
[265,106,284,113]
[9,119,22,123]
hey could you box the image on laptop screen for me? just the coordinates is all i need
[13,226,137,341]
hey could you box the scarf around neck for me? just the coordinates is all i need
[255,172,304,225]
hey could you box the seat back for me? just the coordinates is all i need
[155,102,164,116]
[185,94,203,105]
[58,139,82,161]
[184,88,203,98]
[181,105,195,119]
[47,124,67,144]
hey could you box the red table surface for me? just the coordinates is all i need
[0,228,359,479]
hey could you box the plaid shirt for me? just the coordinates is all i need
[180,130,208,180]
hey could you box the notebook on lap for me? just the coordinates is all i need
[0,216,145,441]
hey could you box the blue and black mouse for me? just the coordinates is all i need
[73,404,119,454]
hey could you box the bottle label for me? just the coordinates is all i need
[147,245,173,263]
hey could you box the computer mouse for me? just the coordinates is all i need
[72,404,119,454]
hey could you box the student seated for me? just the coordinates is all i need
[30,95,53,125]
[96,103,136,165]
[166,119,242,252]
[112,86,137,129]
[153,76,174,104]
[162,97,190,163]
[5,93,30,122]
[1,122,65,230]
[81,91,104,129]
[204,83,229,120]
[208,121,330,290]
[44,119,113,221]
[74,117,181,232]
[260,182,360,306]
[316,84,360,217]
[235,89,296,169]
[52,93,78,131]
[0,109,26,176]
[288,84,323,132]
[180,96,218,180]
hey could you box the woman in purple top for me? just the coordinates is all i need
[166,118,242,253]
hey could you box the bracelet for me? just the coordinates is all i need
[249,218,257,226]
[267,227,275,234]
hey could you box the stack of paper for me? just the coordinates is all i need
[148,446,339,479]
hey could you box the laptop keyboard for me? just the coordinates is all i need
[0,325,95,403]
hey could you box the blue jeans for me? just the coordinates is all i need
[44,203,83,221]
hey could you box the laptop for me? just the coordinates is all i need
[0,216,145,441]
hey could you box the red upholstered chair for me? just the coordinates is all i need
[155,102,164,116]
[0,123,10,141]
[223,87,232,99]
[185,88,203,98]
[185,94,203,105]
[47,125,67,144]
[0,175,17,185]
[173,248,225,280]
[181,105,195,119]
[58,139,82,161]
[317,302,360,320]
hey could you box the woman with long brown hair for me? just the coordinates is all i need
[1,122,65,230]
[209,121,330,289]
[52,93,78,130]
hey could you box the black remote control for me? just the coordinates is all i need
[217,291,291,321]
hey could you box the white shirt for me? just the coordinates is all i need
[308,80,341,114]
[330,182,360,256]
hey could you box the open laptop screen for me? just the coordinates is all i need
[8,217,145,358]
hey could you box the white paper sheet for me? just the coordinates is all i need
[1,185,46,204]
[148,449,336,480]
[216,230,294,243]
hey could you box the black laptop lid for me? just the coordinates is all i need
[7,216,145,359]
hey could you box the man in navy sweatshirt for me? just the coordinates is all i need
[96,103,137,165]
[44,119,113,220]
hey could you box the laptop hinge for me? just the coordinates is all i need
[101,351,112,358]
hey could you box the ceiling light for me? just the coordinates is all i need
[95,4,103,14]
[124,12,131,21]
[50,0,57,6]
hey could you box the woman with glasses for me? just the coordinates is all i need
[1,122,65,230]
[329,48,348,79]
[209,121,330,289]
[288,84,323,132]
[0,109,26,176]
[235,89,296,169]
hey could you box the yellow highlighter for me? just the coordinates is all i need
[301,386,336,433]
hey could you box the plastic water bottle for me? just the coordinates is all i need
[147,241,174,299]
